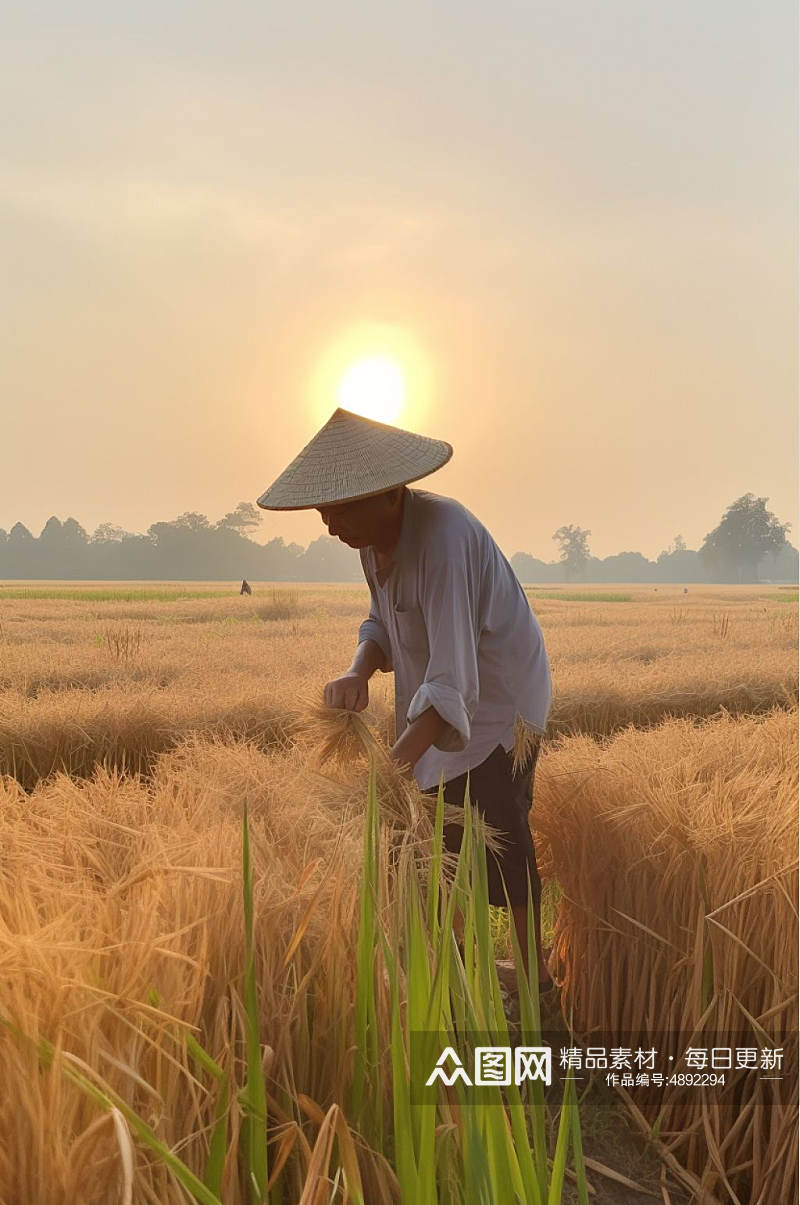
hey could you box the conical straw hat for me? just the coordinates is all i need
[257,408,453,510]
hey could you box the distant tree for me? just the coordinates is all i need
[62,517,89,544]
[593,551,655,582]
[259,537,304,577]
[757,541,800,584]
[39,515,65,549]
[33,515,89,576]
[300,535,362,582]
[171,512,212,532]
[92,522,133,543]
[39,516,63,542]
[4,522,36,577]
[216,502,263,534]
[61,518,90,576]
[700,494,790,583]
[670,534,687,554]
[510,552,555,583]
[654,548,708,583]
[552,524,592,580]
[8,523,33,544]
[146,513,214,577]
[657,534,688,563]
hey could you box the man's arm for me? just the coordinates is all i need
[324,638,387,710]
[324,566,393,711]
[349,637,389,679]
[391,705,448,775]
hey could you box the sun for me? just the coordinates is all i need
[337,356,405,424]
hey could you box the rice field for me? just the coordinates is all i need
[0,582,796,1202]
[0,582,795,786]
[537,708,797,1203]
[0,587,238,602]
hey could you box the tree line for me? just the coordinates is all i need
[0,504,360,582]
[0,495,796,584]
[524,494,796,584]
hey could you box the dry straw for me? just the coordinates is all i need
[0,686,294,790]
[534,706,798,1204]
[295,697,505,857]
[0,711,541,1201]
[0,736,399,1201]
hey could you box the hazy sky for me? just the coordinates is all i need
[2,1,797,560]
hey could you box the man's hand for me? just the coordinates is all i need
[323,671,369,712]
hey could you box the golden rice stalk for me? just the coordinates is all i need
[0,740,391,1201]
[534,707,798,1203]
[300,699,383,769]
[0,686,292,791]
[296,697,505,853]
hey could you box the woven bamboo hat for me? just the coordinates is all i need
[257,408,453,511]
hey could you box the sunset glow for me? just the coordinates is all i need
[337,356,406,424]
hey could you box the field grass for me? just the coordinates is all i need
[0,584,795,787]
[0,582,795,1202]
[526,590,633,602]
[0,586,239,601]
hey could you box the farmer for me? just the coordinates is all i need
[257,408,553,990]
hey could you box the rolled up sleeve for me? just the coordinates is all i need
[406,551,479,752]
[357,575,393,671]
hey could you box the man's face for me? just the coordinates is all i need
[316,490,401,549]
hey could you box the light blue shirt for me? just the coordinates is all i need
[358,487,551,791]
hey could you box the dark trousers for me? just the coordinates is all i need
[423,740,542,908]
